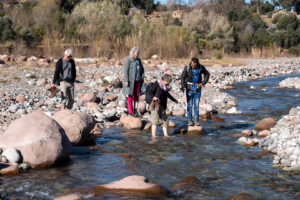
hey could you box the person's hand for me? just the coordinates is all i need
[153,97,159,102]
[199,83,203,87]
[125,82,129,87]
[183,88,187,90]
[51,84,55,88]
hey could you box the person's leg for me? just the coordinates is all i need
[151,109,159,138]
[60,81,67,109]
[160,106,169,137]
[194,90,201,126]
[134,81,141,114]
[127,95,134,114]
[186,90,194,126]
[66,82,75,109]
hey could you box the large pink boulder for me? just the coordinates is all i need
[52,110,96,146]
[258,130,271,137]
[81,91,97,103]
[0,55,10,61]
[0,112,72,169]
[120,116,142,129]
[172,110,186,116]
[254,118,276,130]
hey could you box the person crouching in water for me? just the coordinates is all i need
[181,58,210,126]
[147,74,178,138]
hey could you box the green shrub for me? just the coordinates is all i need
[214,52,223,59]
[28,74,36,79]
[288,47,300,56]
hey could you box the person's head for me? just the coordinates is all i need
[191,58,199,69]
[161,74,172,86]
[130,46,140,59]
[64,48,73,61]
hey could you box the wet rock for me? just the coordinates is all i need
[212,116,225,122]
[2,148,21,164]
[0,189,7,199]
[63,175,169,198]
[173,125,206,135]
[258,130,271,137]
[254,117,276,130]
[52,110,96,146]
[54,194,83,200]
[228,193,257,200]
[227,107,237,114]
[244,140,255,147]
[90,123,102,135]
[19,163,31,171]
[199,110,211,119]
[212,125,223,129]
[236,137,247,145]
[120,116,142,129]
[241,130,253,136]
[121,153,131,158]
[0,163,19,175]
[169,120,176,128]
[144,123,152,131]
[170,176,202,192]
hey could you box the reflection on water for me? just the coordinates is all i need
[2,73,300,199]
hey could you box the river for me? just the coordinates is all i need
[2,72,300,199]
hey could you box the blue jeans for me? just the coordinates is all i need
[186,90,201,120]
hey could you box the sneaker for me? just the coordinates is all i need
[194,118,200,126]
[188,118,194,126]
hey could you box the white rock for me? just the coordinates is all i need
[2,148,21,164]
[237,137,247,145]
[227,107,237,114]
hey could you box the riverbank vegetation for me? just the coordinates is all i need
[1,0,300,59]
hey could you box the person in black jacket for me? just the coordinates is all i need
[148,74,178,138]
[181,58,210,126]
[52,48,77,110]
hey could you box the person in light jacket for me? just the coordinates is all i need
[122,46,145,117]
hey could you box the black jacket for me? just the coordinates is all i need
[53,58,76,86]
[181,63,210,92]
[147,81,177,110]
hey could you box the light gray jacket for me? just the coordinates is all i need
[122,57,145,96]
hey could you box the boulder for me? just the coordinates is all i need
[168,120,176,128]
[254,118,276,130]
[54,194,83,200]
[244,140,255,147]
[103,76,121,87]
[97,87,108,92]
[63,175,169,198]
[199,110,211,119]
[172,110,186,116]
[236,137,247,145]
[105,102,117,109]
[258,130,271,137]
[120,116,142,129]
[90,123,102,135]
[173,125,206,135]
[103,95,118,101]
[118,100,127,108]
[212,116,225,122]
[81,91,97,103]
[227,107,237,114]
[2,148,21,164]
[52,110,95,146]
[241,130,253,136]
[16,95,26,103]
[144,123,152,131]
[138,101,146,113]
[18,56,27,62]
[0,112,72,168]
[170,176,202,192]
[0,55,10,61]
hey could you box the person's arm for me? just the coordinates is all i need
[52,59,60,86]
[202,66,210,85]
[167,91,177,102]
[148,82,159,101]
[140,59,145,79]
[181,66,187,90]
[124,58,130,83]
[73,60,76,81]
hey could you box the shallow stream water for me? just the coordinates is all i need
[3,73,300,200]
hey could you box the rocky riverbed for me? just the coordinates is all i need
[0,55,300,199]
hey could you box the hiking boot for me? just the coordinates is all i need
[194,118,200,126]
[188,119,194,126]
[128,113,137,117]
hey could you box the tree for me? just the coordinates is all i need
[60,0,81,13]
[0,15,14,43]
[272,0,300,13]
[272,14,300,30]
